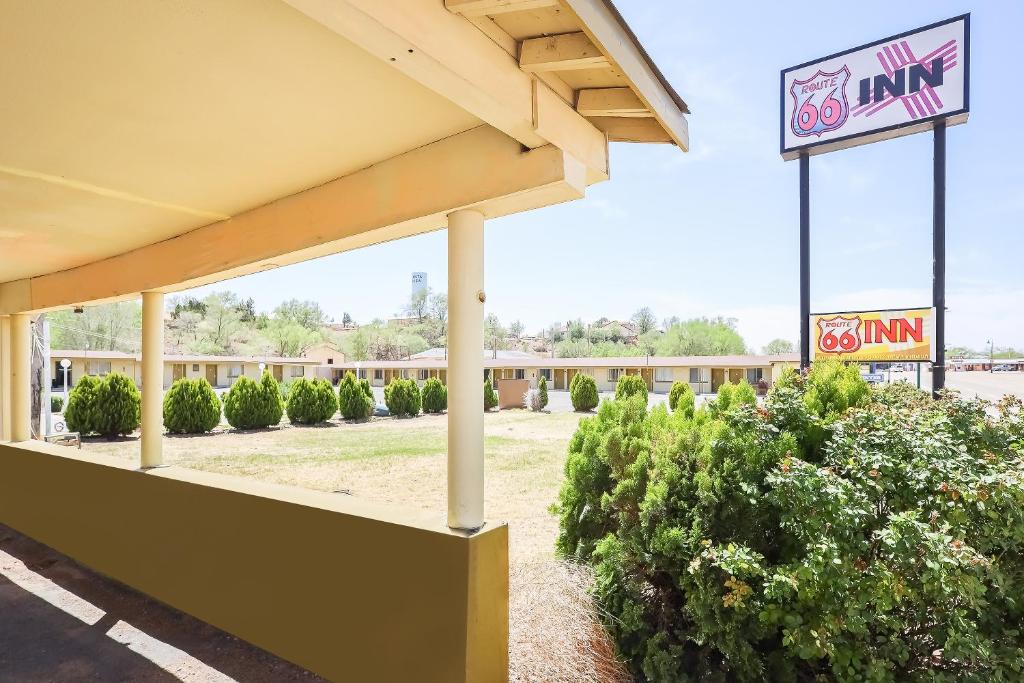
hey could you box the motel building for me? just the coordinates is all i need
[348,351,799,395]
[49,349,318,392]
[0,2,690,681]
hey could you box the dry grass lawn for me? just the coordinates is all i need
[80,409,631,682]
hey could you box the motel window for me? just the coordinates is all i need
[419,369,429,381]
[654,367,672,383]
[228,364,242,379]
[746,368,764,384]
[327,358,334,365]
[539,369,552,381]
[374,369,383,381]
[689,368,701,383]
[357,369,367,379]
[192,364,199,372]
[86,360,111,376]
[291,366,305,378]
[515,369,526,380]
[607,368,621,382]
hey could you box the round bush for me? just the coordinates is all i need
[569,373,598,412]
[615,374,648,402]
[384,378,421,417]
[223,372,283,429]
[538,375,549,409]
[94,372,141,438]
[285,377,337,424]
[51,394,65,413]
[64,375,101,435]
[668,380,694,416]
[555,362,1024,681]
[421,377,447,414]
[338,372,373,421]
[162,378,221,434]
[484,379,498,411]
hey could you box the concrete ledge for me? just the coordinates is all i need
[0,441,509,682]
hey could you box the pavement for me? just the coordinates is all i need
[0,524,321,683]
[884,369,1024,403]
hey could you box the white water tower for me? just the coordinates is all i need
[411,272,428,297]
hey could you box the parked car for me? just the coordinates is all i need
[993,364,1015,372]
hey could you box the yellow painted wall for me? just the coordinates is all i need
[0,441,509,683]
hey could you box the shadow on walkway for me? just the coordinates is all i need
[0,524,325,682]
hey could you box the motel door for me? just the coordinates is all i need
[205,364,218,386]
[566,369,577,388]
[554,369,565,390]
[172,363,185,382]
[711,368,725,393]
[641,368,654,391]
[273,364,283,381]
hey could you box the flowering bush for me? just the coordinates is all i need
[555,362,1024,682]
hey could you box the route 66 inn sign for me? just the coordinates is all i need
[781,15,968,159]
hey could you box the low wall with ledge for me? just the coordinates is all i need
[0,441,508,682]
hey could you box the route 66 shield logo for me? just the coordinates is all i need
[817,315,862,355]
[790,66,850,138]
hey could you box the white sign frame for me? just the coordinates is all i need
[781,15,969,160]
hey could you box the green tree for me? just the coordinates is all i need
[272,299,327,330]
[484,380,498,411]
[64,375,102,435]
[631,307,657,335]
[538,375,549,409]
[656,317,747,356]
[615,374,648,402]
[94,373,142,438]
[264,319,322,357]
[384,378,421,417]
[762,338,795,354]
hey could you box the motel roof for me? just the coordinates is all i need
[50,350,320,365]
[341,353,799,370]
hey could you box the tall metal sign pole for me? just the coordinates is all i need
[932,121,946,397]
[799,155,810,370]
[781,15,969,392]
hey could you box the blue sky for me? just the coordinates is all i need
[183,1,1021,352]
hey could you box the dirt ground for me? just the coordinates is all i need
[80,409,584,563]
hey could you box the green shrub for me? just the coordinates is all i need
[359,378,374,403]
[384,378,421,417]
[64,375,102,435]
[223,372,283,429]
[50,394,64,413]
[615,374,648,402]
[712,378,756,415]
[421,377,447,414]
[570,373,598,412]
[94,372,142,438]
[285,377,337,424]
[484,379,498,411]
[338,372,374,421]
[257,371,285,427]
[668,380,694,416]
[538,375,549,409]
[162,378,221,434]
[555,361,1024,682]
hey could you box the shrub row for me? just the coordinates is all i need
[555,359,1024,682]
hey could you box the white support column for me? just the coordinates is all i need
[447,209,485,530]
[0,316,11,441]
[9,313,31,442]
[141,291,164,468]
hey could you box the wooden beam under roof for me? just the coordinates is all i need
[445,0,560,17]
[588,116,672,143]
[519,32,610,72]
[576,87,651,117]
